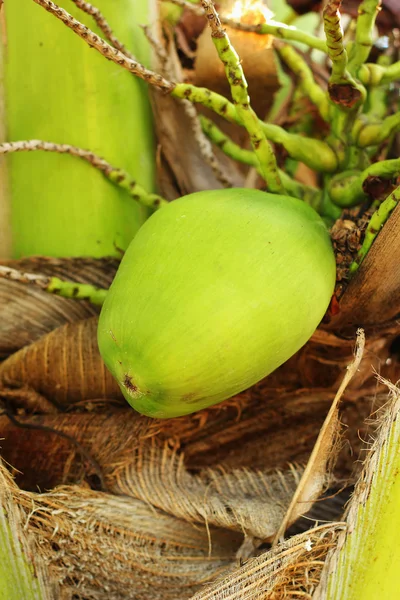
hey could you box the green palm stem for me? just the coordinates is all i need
[199,0,283,194]
[323,0,366,155]
[199,115,321,209]
[329,159,400,207]
[355,112,400,148]
[347,0,382,76]
[323,0,357,89]
[358,59,400,86]
[275,44,330,122]
[161,0,328,52]
[0,141,167,210]
[322,0,366,172]
[348,185,400,275]
[31,0,338,174]
[0,265,108,305]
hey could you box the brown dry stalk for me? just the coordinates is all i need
[274,329,366,544]
[71,0,135,58]
[181,101,233,187]
[0,139,123,175]
[190,523,344,600]
[0,317,122,408]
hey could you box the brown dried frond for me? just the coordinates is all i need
[109,439,305,540]
[0,257,118,357]
[190,523,344,599]
[0,317,122,408]
[15,479,241,599]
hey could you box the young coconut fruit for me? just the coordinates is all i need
[98,188,336,418]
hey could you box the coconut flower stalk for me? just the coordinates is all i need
[0,0,156,258]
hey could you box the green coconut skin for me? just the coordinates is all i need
[98,189,336,418]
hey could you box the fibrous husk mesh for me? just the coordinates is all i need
[15,481,242,600]
[0,257,118,357]
[189,523,344,600]
[109,439,305,540]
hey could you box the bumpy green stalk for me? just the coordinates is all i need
[349,186,400,274]
[4,0,155,258]
[329,159,400,207]
[275,44,330,121]
[358,60,400,86]
[347,0,382,76]
[356,112,400,148]
[0,141,167,210]
[163,0,328,52]
[31,0,338,174]
[0,265,108,305]
[176,83,338,172]
[380,61,400,85]
[200,0,283,193]
[323,0,365,108]
[200,115,321,207]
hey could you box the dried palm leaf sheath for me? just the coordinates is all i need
[0,257,118,357]
[110,440,305,540]
[315,383,400,600]
[0,318,122,407]
[1,0,155,257]
[14,481,241,600]
[0,461,57,599]
[190,523,344,600]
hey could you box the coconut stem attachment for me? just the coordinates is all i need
[200,0,283,194]
[323,0,365,109]
[0,266,108,305]
[357,112,400,148]
[329,159,400,207]
[0,141,167,211]
[349,185,400,275]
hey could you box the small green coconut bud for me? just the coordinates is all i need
[98,189,336,418]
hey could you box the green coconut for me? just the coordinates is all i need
[98,188,336,418]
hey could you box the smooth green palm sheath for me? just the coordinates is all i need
[349,185,400,275]
[200,0,283,193]
[30,0,338,174]
[0,266,108,305]
[0,141,167,210]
